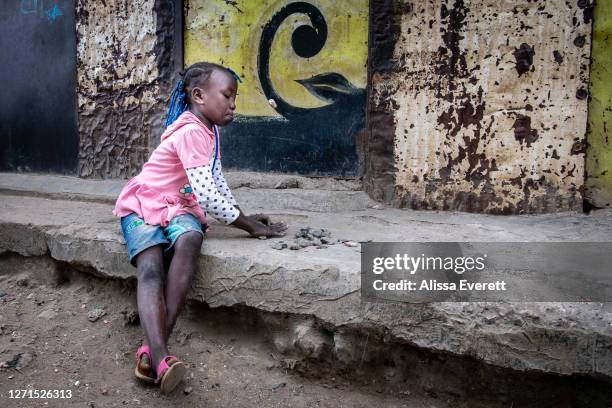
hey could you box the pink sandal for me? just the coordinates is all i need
[134,345,155,384]
[155,355,186,394]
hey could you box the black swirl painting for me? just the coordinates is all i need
[184,0,369,176]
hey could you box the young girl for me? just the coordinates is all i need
[113,62,287,394]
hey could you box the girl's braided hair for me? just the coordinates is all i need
[164,62,243,128]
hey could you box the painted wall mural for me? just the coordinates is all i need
[185,0,368,176]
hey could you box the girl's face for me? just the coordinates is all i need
[190,69,238,128]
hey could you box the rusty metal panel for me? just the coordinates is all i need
[371,0,591,214]
[586,0,612,208]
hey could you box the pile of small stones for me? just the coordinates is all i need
[270,227,359,250]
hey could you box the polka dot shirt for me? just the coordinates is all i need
[186,162,239,225]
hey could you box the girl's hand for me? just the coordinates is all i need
[231,211,287,238]
[249,213,271,226]
[249,219,287,238]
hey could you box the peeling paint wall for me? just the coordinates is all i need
[76,0,179,178]
[367,0,592,214]
[586,0,612,208]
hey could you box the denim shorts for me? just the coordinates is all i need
[120,213,206,267]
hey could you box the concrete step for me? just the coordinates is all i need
[1,186,612,380]
[0,172,373,212]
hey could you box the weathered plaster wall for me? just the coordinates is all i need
[367,0,592,214]
[76,0,179,178]
[586,0,612,208]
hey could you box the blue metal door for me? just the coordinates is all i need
[0,0,78,173]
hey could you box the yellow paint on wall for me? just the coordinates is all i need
[184,0,368,117]
[586,0,612,207]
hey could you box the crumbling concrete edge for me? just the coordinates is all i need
[1,220,610,381]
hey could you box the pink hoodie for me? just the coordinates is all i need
[113,111,219,227]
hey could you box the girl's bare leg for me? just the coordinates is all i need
[135,245,170,374]
[163,231,203,341]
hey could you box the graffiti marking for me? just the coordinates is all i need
[45,4,62,22]
[20,0,63,23]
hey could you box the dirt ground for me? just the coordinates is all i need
[0,255,460,408]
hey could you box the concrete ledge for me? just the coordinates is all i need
[1,183,612,380]
[0,172,368,211]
